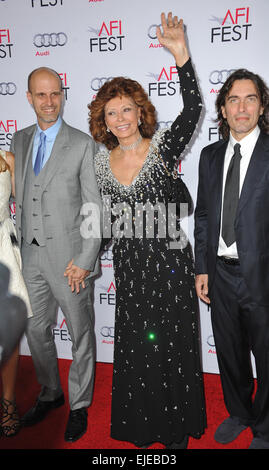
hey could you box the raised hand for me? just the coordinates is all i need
[156,12,189,67]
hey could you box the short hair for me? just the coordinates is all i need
[27,67,63,93]
[88,77,157,150]
[216,69,269,140]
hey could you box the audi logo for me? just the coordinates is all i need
[207,335,215,347]
[147,24,161,40]
[91,77,114,91]
[209,69,236,85]
[100,326,114,338]
[33,32,68,48]
[147,23,186,40]
[100,250,113,261]
[0,82,17,95]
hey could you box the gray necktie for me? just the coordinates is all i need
[34,132,46,176]
[222,143,242,247]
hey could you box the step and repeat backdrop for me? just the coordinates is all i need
[1,0,268,373]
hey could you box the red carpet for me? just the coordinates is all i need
[0,356,254,451]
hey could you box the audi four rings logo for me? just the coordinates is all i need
[33,32,68,48]
[209,70,236,85]
[147,24,161,39]
[91,77,114,91]
[207,335,215,347]
[0,82,17,95]
[147,23,186,39]
[101,326,114,338]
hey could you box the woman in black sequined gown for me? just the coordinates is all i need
[90,12,206,448]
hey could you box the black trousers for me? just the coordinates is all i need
[210,257,269,440]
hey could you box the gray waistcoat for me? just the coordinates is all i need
[22,155,46,246]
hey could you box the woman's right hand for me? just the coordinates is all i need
[156,12,189,67]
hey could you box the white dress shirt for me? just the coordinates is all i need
[218,125,260,258]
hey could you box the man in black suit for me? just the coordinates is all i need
[194,69,269,449]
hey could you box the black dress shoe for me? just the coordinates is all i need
[214,416,247,444]
[22,394,65,427]
[249,437,269,449]
[64,408,88,442]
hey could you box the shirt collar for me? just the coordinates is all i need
[36,115,62,141]
[229,125,260,153]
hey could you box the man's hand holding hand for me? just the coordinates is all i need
[64,259,90,293]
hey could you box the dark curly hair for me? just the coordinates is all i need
[88,77,157,150]
[216,68,269,140]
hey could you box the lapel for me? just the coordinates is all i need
[210,140,228,228]
[41,120,71,190]
[22,126,35,182]
[20,126,36,200]
[237,132,269,216]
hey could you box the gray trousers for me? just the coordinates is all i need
[21,241,96,410]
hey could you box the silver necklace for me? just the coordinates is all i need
[119,134,142,151]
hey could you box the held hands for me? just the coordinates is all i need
[156,12,189,67]
[64,259,90,294]
[195,274,211,305]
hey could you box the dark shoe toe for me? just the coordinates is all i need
[64,408,88,442]
[214,417,247,444]
[22,394,64,427]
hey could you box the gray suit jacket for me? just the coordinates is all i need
[10,120,102,278]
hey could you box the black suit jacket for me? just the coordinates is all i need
[194,131,269,306]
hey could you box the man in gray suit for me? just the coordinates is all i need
[10,67,102,442]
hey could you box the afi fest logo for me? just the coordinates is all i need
[0,28,13,59]
[31,0,64,7]
[100,281,116,305]
[52,318,71,342]
[210,7,252,43]
[0,119,18,147]
[148,66,180,97]
[58,72,70,100]
[89,20,125,52]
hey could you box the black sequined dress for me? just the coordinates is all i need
[94,59,206,446]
